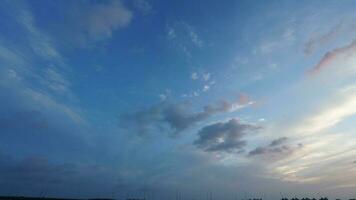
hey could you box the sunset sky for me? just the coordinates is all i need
[1,0,356,199]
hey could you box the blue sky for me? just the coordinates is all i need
[1,0,356,199]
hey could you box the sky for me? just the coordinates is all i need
[1,0,356,199]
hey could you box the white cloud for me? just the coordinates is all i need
[191,72,199,80]
[283,28,295,42]
[17,10,63,63]
[202,85,210,92]
[254,27,296,55]
[15,8,77,99]
[294,88,356,135]
[202,72,211,81]
[166,22,204,56]
[187,25,203,47]
[167,26,176,39]
[190,71,211,82]
[0,5,86,128]
[42,67,71,94]
[246,39,356,185]
[133,0,152,15]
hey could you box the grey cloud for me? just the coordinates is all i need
[248,137,303,159]
[308,40,356,75]
[0,152,126,198]
[47,0,133,47]
[269,137,288,147]
[67,0,132,43]
[248,146,269,156]
[304,23,343,56]
[0,110,48,131]
[194,119,261,153]
[120,102,209,137]
[0,154,77,184]
[120,97,254,137]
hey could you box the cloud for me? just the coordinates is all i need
[188,72,214,95]
[41,67,71,94]
[13,5,78,100]
[56,0,133,46]
[0,110,48,131]
[0,5,90,164]
[202,85,210,92]
[17,9,63,64]
[120,102,209,137]
[265,39,356,183]
[202,72,211,81]
[167,26,176,39]
[0,152,128,198]
[159,94,167,101]
[187,25,203,47]
[203,93,255,113]
[248,137,303,159]
[304,23,343,55]
[190,71,211,82]
[133,0,153,15]
[166,22,203,56]
[120,96,254,137]
[308,40,356,75]
[194,119,261,153]
[254,27,295,55]
[83,1,132,41]
[0,154,77,184]
[269,137,288,147]
[191,72,199,80]
[294,88,356,135]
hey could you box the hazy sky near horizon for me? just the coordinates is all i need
[1,0,356,199]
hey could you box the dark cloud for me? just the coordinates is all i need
[120,96,254,137]
[120,102,213,137]
[248,146,269,156]
[0,154,77,184]
[269,137,288,147]
[0,110,48,131]
[248,137,303,159]
[0,152,128,198]
[194,119,261,153]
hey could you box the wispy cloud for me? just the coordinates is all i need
[254,27,296,54]
[133,0,153,15]
[17,10,63,63]
[166,22,204,56]
[308,40,356,75]
[293,90,356,135]
[304,23,343,56]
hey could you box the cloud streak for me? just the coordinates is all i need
[304,23,343,56]
[308,40,356,75]
[248,137,303,160]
